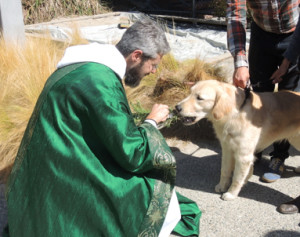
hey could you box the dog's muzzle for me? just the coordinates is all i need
[175,105,196,124]
[182,116,196,124]
[175,105,182,113]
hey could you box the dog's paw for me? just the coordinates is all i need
[215,183,226,193]
[221,192,237,201]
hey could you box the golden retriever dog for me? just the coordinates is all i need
[175,79,300,201]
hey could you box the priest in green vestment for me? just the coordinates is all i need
[4,19,201,237]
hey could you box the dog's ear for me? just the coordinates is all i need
[212,88,233,120]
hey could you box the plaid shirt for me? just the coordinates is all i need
[227,0,300,68]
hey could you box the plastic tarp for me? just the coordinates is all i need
[25,12,250,62]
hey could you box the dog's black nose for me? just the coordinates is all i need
[175,105,182,112]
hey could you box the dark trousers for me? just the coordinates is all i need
[249,22,300,160]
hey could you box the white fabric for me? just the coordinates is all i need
[144,119,158,128]
[158,190,181,237]
[57,43,126,79]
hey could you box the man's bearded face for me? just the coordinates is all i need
[124,60,147,88]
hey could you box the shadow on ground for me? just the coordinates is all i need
[171,143,300,207]
[264,230,300,237]
[164,118,300,208]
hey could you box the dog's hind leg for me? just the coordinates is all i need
[221,154,254,201]
[215,145,234,193]
[245,164,254,183]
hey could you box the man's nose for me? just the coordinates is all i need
[151,68,157,74]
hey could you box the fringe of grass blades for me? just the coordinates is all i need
[0,26,90,182]
[22,0,110,24]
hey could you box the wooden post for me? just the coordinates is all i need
[0,0,25,44]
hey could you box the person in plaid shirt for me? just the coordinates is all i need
[274,18,300,215]
[227,0,300,183]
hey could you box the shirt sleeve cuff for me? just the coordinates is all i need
[234,55,249,68]
[144,119,158,128]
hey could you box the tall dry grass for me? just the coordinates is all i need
[0,26,89,182]
[0,37,65,182]
[126,56,225,111]
[22,0,111,25]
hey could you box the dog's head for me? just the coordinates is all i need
[175,80,236,125]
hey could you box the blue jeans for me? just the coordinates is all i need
[249,22,300,160]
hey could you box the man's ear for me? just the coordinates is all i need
[131,50,143,63]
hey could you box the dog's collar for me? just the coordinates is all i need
[240,86,251,109]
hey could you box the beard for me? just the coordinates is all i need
[124,61,147,88]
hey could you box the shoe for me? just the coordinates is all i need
[295,166,300,174]
[278,195,300,214]
[261,158,285,183]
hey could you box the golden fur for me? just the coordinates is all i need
[176,79,300,200]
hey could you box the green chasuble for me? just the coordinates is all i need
[5,53,201,236]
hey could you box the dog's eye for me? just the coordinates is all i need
[196,95,203,101]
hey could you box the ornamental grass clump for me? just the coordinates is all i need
[184,58,225,83]
[0,37,64,182]
[22,0,110,24]
[126,56,225,111]
[126,56,226,127]
[0,26,90,182]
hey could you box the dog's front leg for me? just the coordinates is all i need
[222,155,253,201]
[215,145,234,193]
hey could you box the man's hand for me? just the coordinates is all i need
[270,58,290,84]
[146,104,169,124]
[233,66,250,89]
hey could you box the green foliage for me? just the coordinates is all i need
[210,0,253,25]
[211,0,227,17]
[157,111,179,129]
[130,102,150,126]
[131,102,179,129]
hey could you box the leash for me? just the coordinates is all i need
[240,62,300,109]
[250,63,300,90]
[250,80,273,90]
[240,80,251,109]
[240,80,275,109]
